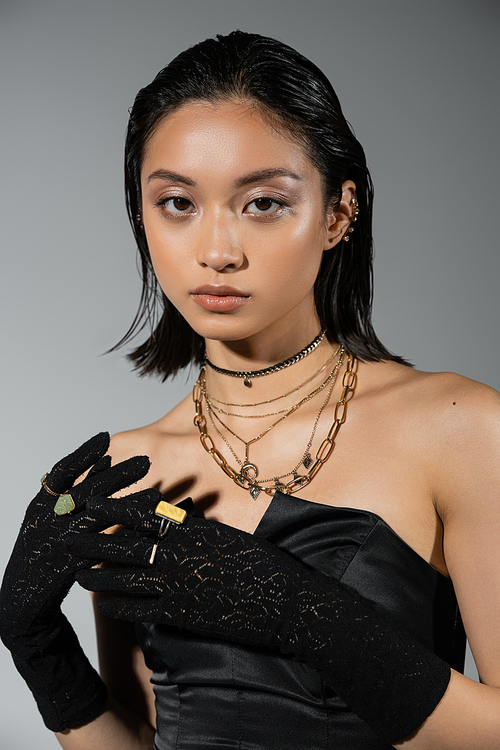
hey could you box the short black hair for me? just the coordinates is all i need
[115,30,409,379]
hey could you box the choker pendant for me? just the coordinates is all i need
[204,330,326,387]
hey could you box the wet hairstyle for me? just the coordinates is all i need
[116,30,408,379]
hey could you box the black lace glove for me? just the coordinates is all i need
[71,493,451,744]
[0,432,158,732]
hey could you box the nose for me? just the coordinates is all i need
[195,209,244,272]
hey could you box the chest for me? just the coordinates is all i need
[152,404,447,577]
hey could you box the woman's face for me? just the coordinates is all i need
[141,99,349,346]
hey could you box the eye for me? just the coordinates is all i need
[245,197,284,215]
[159,196,194,214]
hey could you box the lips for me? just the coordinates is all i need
[190,285,250,312]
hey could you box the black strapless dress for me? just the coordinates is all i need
[136,493,466,749]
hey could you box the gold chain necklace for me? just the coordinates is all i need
[201,346,342,421]
[193,353,357,499]
[202,348,343,461]
[204,353,342,485]
[205,344,341,408]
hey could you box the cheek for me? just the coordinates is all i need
[254,217,326,283]
[146,224,186,277]
[145,209,326,294]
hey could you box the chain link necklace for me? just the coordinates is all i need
[193,353,357,499]
[204,352,343,486]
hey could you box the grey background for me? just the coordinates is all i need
[1,0,498,745]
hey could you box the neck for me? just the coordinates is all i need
[203,334,339,406]
[204,318,325,368]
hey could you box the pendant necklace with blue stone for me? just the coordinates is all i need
[204,329,326,388]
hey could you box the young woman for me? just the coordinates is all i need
[2,30,500,750]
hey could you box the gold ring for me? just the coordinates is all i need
[149,500,187,564]
[41,473,59,497]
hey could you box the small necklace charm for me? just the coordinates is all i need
[204,330,326,384]
[193,352,357,499]
[239,462,258,483]
[239,462,260,498]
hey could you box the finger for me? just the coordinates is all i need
[67,512,118,535]
[67,529,151,564]
[98,596,160,622]
[76,567,159,594]
[86,490,162,531]
[47,432,110,494]
[86,454,112,479]
[73,455,151,501]
[176,496,198,519]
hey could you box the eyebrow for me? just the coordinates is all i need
[233,168,302,188]
[147,170,196,186]
[146,167,302,188]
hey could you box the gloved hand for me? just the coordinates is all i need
[0,432,160,731]
[70,493,451,744]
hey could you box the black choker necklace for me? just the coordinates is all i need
[204,330,326,387]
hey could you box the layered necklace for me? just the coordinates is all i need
[193,336,358,499]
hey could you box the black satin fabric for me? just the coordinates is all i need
[136,493,465,750]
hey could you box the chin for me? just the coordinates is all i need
[192,321,257,344]
[178,307,259,343]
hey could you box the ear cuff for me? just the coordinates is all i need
[342,200,359,242]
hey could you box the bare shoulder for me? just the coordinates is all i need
[356,360,500,521]
[110,393,190,452]
[108,424,162,464]
[408,368,500,434]
[363,360,500,429]
[357,359,500,473]
[107,392,196,493]
[397,367,500,516]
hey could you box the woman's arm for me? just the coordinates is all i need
[55,695,155,750]
[391,672,500,749]
[55,438,159,750]
[55,608,156,750]
[0,434,157,749]
[393,376,500,748]
[91,593,156,727]
[52,436,158,750]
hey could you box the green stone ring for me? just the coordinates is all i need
[53,492,76,516]
[41,473,76,515]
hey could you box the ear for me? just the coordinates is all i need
[323,180,357,251]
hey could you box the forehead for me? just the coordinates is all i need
[141,100,320,186]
